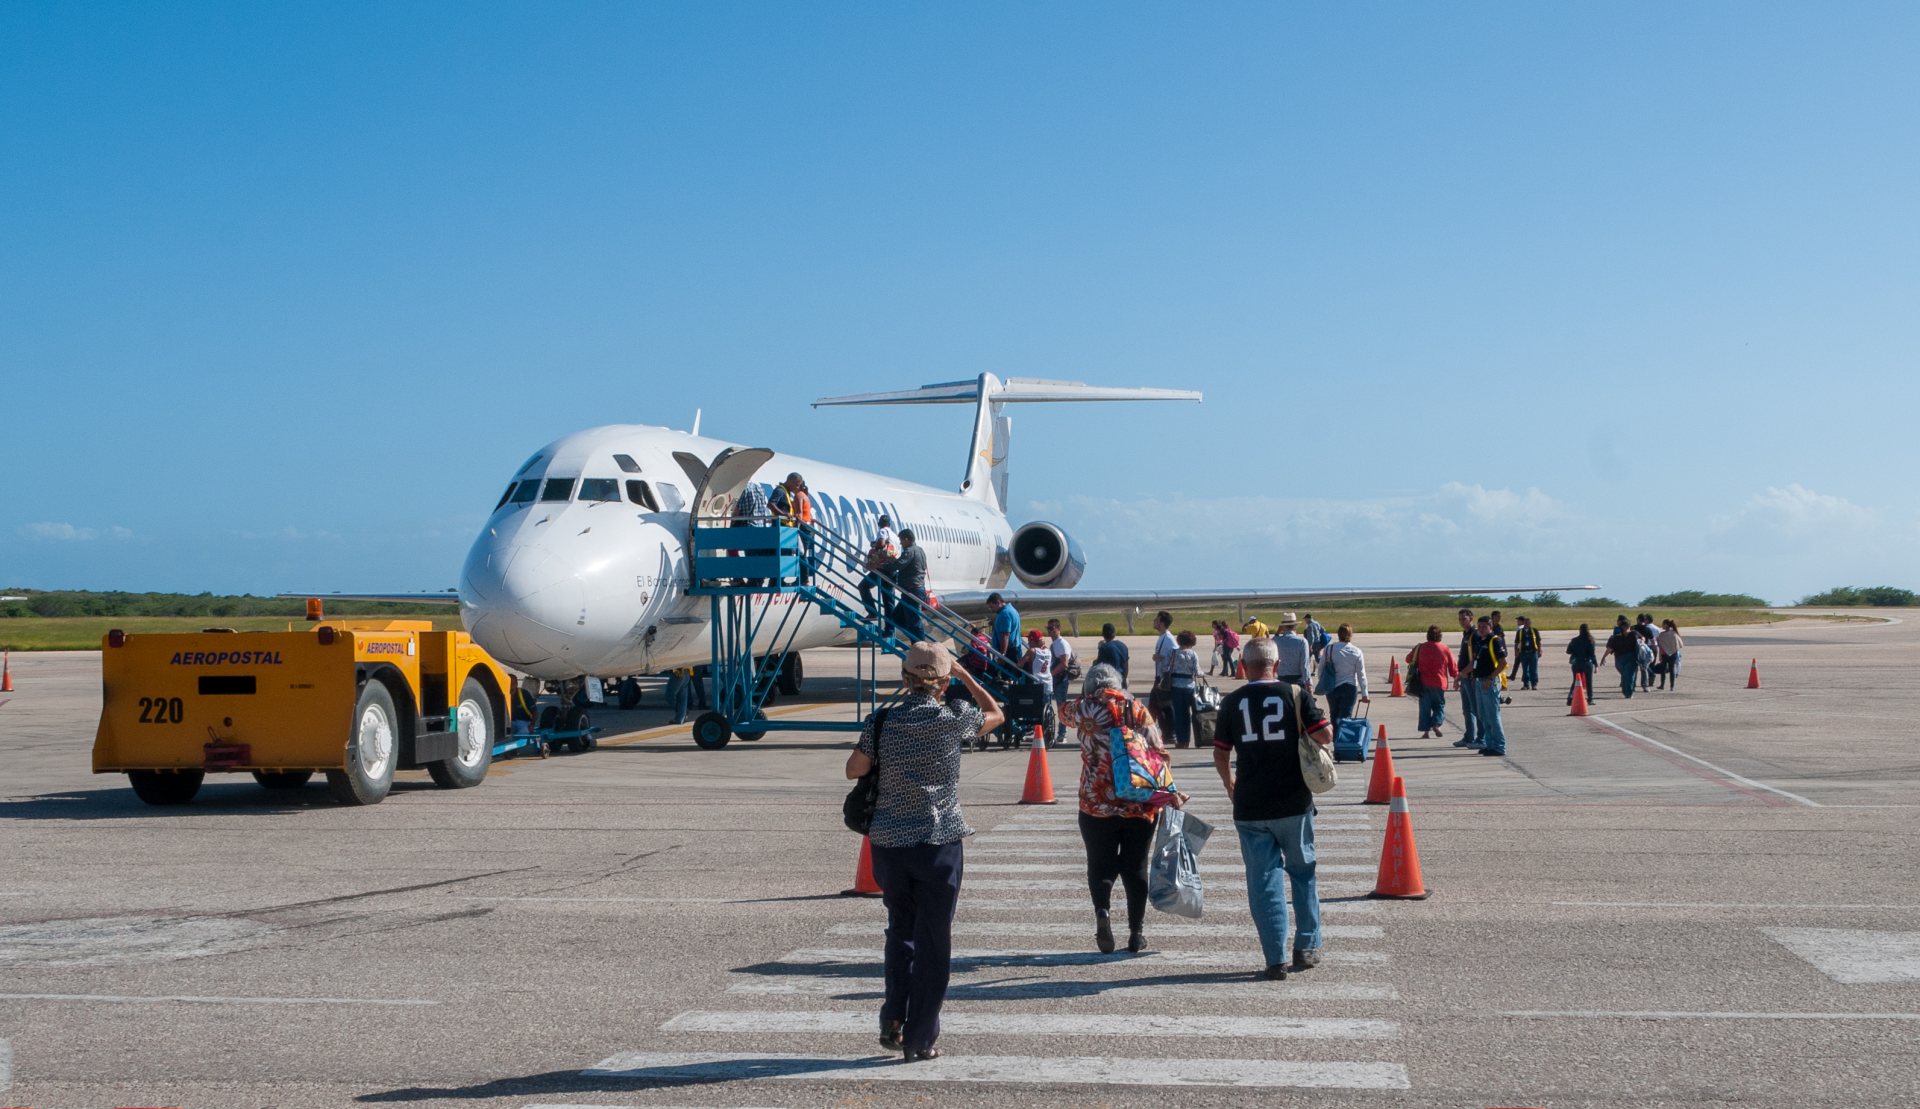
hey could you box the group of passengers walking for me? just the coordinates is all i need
[1402,608,1688,751]
[846,633,1334,1061]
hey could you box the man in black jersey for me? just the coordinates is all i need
[1212,636,1333,981]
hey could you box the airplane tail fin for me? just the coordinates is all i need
[813,374,1201,512]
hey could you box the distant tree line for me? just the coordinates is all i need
[0,590,448,619]
[1798,586,1919,607]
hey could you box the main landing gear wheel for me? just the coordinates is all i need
[429,676,494,788]
[327,681,399,806]
[252,770,313,790]
[129,769,204,806]
[560,706,596,752]
[777,654,804,696]
[691,711,732,750]
[616,678,642,710]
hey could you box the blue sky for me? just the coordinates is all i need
[3,2,1915,604]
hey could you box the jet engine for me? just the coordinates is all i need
[1008,521,1087,590]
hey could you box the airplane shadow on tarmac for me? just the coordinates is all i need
[0,780,443,820]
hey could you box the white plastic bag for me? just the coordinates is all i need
[1148,808,1213,919]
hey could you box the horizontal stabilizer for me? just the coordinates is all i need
[814,377,1200,408]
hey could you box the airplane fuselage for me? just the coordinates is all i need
[459,425,1014,679]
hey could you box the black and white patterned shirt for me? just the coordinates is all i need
[855,693,979,848]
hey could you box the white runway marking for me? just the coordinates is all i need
[971,862,1375,874]
[1503,1009,1920,1022]
[0,991,435,1007]
[1560,901,1920,910]
[727,975,1400,1001]
[663,1009,1398,1039]
[965,878,1373,893]
[1588,715,1820,807]
[785,947,1390,968]
[828,921,1385,940]
[1764,928,1920,984]
[967,846,1373,860]
[978,830,1371,842]
[960,897,1379,914]
[586,1051,1412,1089]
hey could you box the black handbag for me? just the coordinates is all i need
[842,708,890,834]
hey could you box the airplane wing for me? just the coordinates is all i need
[933,585,1600,623]
[277,592,462,606]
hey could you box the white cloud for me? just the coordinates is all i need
[1716,483,1879,536]
[19,522,132,542]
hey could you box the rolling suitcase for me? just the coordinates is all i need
[1332,707,1373,762]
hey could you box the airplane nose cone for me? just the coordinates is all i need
[461,543,586,673]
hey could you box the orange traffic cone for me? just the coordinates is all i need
[1019,724,1056,804]
[841,835,883,898]
[0,651,10,693]
[1747,659,1761,689]
[1368,775,1430,900]
[1376,723,1387,744]
[1363,736,1396,804]
[1388,657,1404,698]
[1235,659,1245,679]
[1568,673,1590,717]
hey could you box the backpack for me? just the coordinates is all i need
[1101,692,1174,803]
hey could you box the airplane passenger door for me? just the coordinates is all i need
[688,445,776,531]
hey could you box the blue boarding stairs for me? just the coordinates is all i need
[683,519,1030,749]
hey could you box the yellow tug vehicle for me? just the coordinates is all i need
[94,610,510,807]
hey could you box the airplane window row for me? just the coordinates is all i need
[906,523,981,547]
[493,476,665,512]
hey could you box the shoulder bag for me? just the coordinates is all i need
[1289,684,1338,794]
[842,708,890,834]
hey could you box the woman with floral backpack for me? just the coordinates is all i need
[1063,663,1187,955]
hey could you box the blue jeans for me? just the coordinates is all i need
[1472,675,1507,754]
[1458,675,1480,744]
[1417,686,1447,731]
[870,840,964,1053]
[1168,686,1196,747]
[1236,813,1322,967]
[1616,661,1637,698]
[1518,652,1539,687]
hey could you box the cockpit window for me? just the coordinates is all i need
[579,478,621,502]
[656,482,685,512]
[508,481,539,504]
[495,482,517,509]
[613,454,643,474]
[626,480,661,511]
[540,478,577,503]
[515,453,544,477]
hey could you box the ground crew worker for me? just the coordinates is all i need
[1469,616,1509,756]
[1513,615,1542,691]
[1242,615,1270,639]
[1452,608,1480,749]
[768,472,816,582]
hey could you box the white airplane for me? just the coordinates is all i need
[434,374,1591,688]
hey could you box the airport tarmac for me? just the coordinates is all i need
[1,613,1917,1107]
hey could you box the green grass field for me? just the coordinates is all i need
[1,606,1838,652]
[0,614,462,651]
